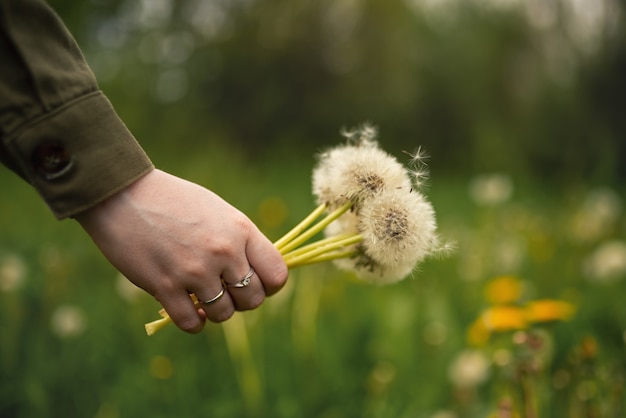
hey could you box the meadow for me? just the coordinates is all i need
[1,138,624,417]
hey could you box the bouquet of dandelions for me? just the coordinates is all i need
[145,124,449,335]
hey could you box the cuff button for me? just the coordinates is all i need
[32,142,74,180]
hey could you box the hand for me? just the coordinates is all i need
[75,169,288,333]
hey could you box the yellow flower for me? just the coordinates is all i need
[482,306,528,332]
[467,318,490,346]
[484,275,523,305]
[525,299,576,323]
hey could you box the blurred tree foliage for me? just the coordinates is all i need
[52,0,626,186]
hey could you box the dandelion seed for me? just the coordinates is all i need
[340,122,378,145]
[404,146,430,166]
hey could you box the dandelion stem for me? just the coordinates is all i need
[283,234,362,266]
[146,295,201,336]
[274,203,327,251]
[145,316,172,336]
[287,249,358,268]
[278,201,353,255]
[281,232,355,260]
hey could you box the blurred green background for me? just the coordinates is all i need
[1,0,625,417]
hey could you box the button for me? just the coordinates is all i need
[32,142,74,180]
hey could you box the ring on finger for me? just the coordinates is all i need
[224,266,254,288]
[198,285,225,305]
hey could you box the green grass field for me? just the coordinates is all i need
[1,138,625,418]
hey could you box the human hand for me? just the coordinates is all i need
[75,169,288,333]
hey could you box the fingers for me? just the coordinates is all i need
[156,288,205,334]
[159,225,288,332]
[245,227,289,296]
[222,266,266,311]
[195,281,235,323]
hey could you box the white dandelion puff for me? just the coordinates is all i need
[354,189,439,284]
[312,139,412,210]
[320,188,440,285]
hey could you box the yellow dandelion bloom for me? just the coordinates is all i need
[467,318,491,346]
[482,305,528,332]
[484,275,523,305]
[525,299,576,323]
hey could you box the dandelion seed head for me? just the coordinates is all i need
[328,189,439,284]
[359,190,439,268]
[312,140,411,209]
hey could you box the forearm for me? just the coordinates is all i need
[0,0,153,219]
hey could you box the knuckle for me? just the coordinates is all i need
[210,240,237,258]
[180,259,208,279]
[239,293,264,311]
[176,316,203,334]
[210,308,235,323]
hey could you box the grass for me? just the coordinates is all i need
[1,140,625,418]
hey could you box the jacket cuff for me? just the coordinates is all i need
[3,91,154,219]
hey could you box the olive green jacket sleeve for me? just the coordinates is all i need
[0,0,154,219]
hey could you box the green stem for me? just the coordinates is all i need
[282,232,354,260]
[520,366,539,418]
[284,234,362,266]
[278,201,353,255]
[287,249,358,268]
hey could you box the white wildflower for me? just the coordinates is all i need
[582,240,626,283]
[50,305,88,338]
[570,187,622,243]
[0,253,27,292]
[448,349,490,389]
[469,173,513,206]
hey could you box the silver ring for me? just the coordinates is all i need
[198,285,225,305]
[225,266,254,288]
